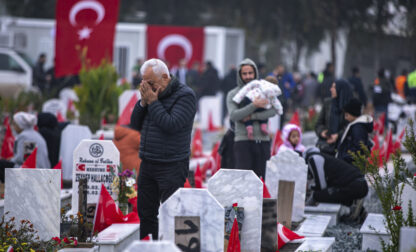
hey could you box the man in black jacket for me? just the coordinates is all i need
[130,58,197,239]
[303,147,368,206]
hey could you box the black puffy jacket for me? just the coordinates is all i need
[130,77,197,162]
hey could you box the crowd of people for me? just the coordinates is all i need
[4,54,415,239]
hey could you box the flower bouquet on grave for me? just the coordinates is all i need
[224,203,244,251]
[110,165,137,215]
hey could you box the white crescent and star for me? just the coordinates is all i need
[157,34,193,62]
[69,0,105,40]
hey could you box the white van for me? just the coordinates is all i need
[0,47,33,97]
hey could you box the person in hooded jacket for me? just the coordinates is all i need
[37,112,61,167]
[336,98,373,164]
[303,147,368,207]
[226,58,277,179]
[315,79,353,155]
[278,123,305,156]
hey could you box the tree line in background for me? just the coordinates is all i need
[4,0,416,72]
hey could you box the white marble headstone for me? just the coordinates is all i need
[4,169,60,241]
[125,241,181,252]
[265,150,307,222]
[198,94,223,130]
[72,140,119,213]
[208,169,263,252]
[42,98,67,119]
[159,188,224,252]
[400,226,416,252]
[118,90,141,116]
[60,125,92,181]
[400,181,416,219]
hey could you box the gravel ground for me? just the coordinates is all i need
[323,185,384,252]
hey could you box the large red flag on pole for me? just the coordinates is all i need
[55,0,120,77]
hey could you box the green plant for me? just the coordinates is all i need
[351,120,416,252]
[0,91,45,120]
[74,48,127,132]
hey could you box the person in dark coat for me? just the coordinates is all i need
[319,62,335,102]
[336,98,373,164]
[33,53,48,93]
[315,79,352,155]
[372,68,391,126]
[37,112,61,167]
[303,147,368,206]
[348,67,368,107]
[130,58,197,240]
[198,61,220,97]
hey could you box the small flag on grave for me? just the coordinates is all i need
[277,222,304,250]
[21,148,37,169]
[194,163,203,188]
[93,184,140,233]
[1,122,14,159]
[227,218,241,252]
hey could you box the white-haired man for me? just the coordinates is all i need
[130,58,197,239]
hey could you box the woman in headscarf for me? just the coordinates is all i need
[0,112,51,182]
[37,112,61,167]
[315,79,353,155]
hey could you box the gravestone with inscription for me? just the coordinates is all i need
[265,150,308,222]
[71,140,119,214]
[159,188,224,252]
[208,169,263,252]
[60,125,92,181]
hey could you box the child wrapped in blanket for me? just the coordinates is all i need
[232,76,283,139]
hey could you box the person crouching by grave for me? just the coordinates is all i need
[130,58,197,240]
[0,112,50,182]
[336,98,373,164]
[232,77,283,139]
[277,123,305,156]
[226,58,278,179]
[303,147,368,221]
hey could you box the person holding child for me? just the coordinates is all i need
[226,58,278,179]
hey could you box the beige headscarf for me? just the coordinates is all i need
[13,112,37,130]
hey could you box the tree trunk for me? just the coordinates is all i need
[330,29,337,72]
[293,37,303,72]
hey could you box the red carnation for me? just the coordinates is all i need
[52,237,61,244]
[63,237,70,243]
[392,205,402,211]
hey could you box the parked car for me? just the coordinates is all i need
[0,47,33,97]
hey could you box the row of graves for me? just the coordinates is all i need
[1,88,416,251]
[2,128,415,251]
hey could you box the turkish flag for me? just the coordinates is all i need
[277,222,304,250]
[271,130,283,156]
[260,178,271,198]
[117,94,138,126]
[227,218,241,252]
[55,0,120,77]
[147,26,204,68]
[21,148,37,169]
[93,184,140,233]
[1,122,14,159]
[289,110,300,127]
[191,128,204,158]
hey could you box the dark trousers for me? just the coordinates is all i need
[137,158,188,239]
[234,140,270,179]
[314,177,368,206]
[0,160,15,183]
